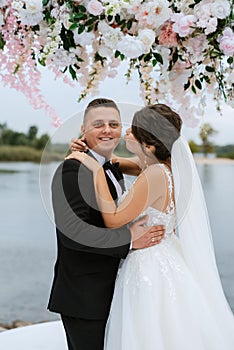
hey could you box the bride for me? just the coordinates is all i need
[67,104,234,349]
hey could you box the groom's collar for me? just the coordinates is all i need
[88,149,106,166]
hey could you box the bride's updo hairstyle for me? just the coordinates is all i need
[132,104,182,161]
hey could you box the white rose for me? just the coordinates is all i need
[211,0,230,19]
[205,17,217,35]
[25,0,43,13]
[117,35,145,58]
[87,0,103,16]
[194,2,211,20]
[98,22,122,49]
[73,30,95,46]
[138,28,155,52]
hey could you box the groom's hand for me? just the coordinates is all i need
[129,216,165,250]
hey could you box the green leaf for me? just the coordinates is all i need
[227,57,233,64]
[77,5,86,13]
[115,14,121,25]
[42,0,49,6]
[184,80,190,90]
[153,52,163,64]
[38,58,46,67]
[191,85,197,94]
[87,25,94,32]
[69,23,78,31]
[74,13,87,20]
[115,50,121,58]
[69,65,77,80]
[152,59,157,67]
[78,25,85,34]
[120,54,125,60]
[127,21,132,30]
[205,66,215,72]
[144,53,152,62]
[195,79,202,90]
[0,32,5,50]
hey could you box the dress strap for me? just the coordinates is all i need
[159,164,175,214]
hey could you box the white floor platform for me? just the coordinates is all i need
[0,320,68,350]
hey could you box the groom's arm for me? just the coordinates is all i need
[52,159,131,258]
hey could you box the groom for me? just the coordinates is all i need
[48,98,165,350]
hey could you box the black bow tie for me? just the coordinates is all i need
[103,161,119,172]
[103,161,125,192]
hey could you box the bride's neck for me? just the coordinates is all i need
[138,154,171,171]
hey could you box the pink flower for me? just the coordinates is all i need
[218,27,234,56]
[158,21,178,46]
[172,13,196,37]
[87,0,103,16]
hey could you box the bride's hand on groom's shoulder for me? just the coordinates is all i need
[70,137,88,152]
[65,152,101,173]
[130,216,165,250]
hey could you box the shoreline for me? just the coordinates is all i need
[194,157,234,164]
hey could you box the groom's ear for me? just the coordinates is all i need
[81,124,85,135]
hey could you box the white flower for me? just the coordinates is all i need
[98,44,113,57]
[0,0,7,8]
[87,0,103,16]
[138,28,155,52]
[194,2,212,20]
[205,17,217,35]
[117,35,145,58]
[185,34,209,63]
[18,0,43,25]
[103,0,123,16]
[0,12,4,25]
[136,0,171,29]
[51,47,79,67]
[211,0,230,19]
[25,0,42,13]
[98,21,122,49]
[172,13,196,37]
[73,30,95,46]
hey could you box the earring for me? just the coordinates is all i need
[144,155,149,169]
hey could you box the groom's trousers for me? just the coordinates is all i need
[61,315,107,350]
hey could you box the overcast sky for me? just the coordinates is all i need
[0,62,234,146]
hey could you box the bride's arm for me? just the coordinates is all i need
[66,151,168,228]
[94,165,167,228]
[69,138,142,176]
[112,155,142,176]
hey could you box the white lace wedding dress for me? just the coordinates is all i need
[104,164,234,350]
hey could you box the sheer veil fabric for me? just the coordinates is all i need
[172,136,234,338]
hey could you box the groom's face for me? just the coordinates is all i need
[81,107,122,159]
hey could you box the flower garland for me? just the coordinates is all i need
[0,0,233,126]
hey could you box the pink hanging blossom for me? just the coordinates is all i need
[158,21,178,46]
[218,27,234,56]
[172,13,196,37]
[0,2,62,126]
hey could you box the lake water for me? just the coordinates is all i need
[0,161,234,324]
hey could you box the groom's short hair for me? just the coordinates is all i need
[83,98,120,123]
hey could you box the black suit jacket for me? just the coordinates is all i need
[48,156,131,320]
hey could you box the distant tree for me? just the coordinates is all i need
[188,140,200,153]
[33,133,50,150]
[27,126,38,144]
[199,123,217,157]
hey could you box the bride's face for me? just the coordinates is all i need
[124,128,143,155]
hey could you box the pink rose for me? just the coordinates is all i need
[158,21,178,46]
[218,27,234,56]
[87,0,103,16]
[172,13,196,37]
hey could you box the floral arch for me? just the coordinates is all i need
[0,0,233,127]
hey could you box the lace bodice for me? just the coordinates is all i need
[121,164,176,237]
